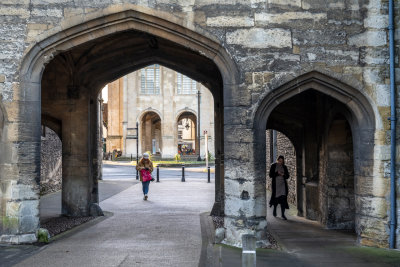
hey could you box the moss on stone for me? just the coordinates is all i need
[1,216,19,231]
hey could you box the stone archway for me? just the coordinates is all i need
[177,111,197,157]
[12,9,239,242]
[140,111,162,155]
[253,71,377,245]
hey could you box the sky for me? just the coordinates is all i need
[102,85,108,103]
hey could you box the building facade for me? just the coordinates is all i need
[104,65,215,159]
[0,0,398,249]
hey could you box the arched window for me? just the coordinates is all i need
[140,64,160,94]
[177,73,197,94]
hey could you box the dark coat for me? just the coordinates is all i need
[269,163,290,209]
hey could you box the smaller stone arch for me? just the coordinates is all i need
[139,110,162,156]
[175,108,197,121]
[137,108,163,123]
[253,71,378,245]
[176,110,198,157]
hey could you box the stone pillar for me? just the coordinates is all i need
[90,96,102,205]
[61,90,91,216]
[0,81,41,244]
[122,76,128,156]
[211,95,224,217]
[224,121,267,247]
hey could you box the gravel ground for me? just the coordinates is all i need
[41,216,96,237]
[211,215,224,229]
[266,229,279,249]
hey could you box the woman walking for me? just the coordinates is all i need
[136,153,154,200]
[269,155,290,220]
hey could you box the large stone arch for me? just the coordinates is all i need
[253,71,378,245]
[9,8,240,243]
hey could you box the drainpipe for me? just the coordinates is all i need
[388,0,397,249]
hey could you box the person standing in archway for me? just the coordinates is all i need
[269,155,290,220]
[136,153,154,200]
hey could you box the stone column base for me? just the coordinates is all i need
[223,216,268,248]
[0,233,37,244]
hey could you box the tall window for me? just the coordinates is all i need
[141,64,160,94]
[177,73,197,94]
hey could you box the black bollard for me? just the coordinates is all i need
[157,165,160,182]
[208,166,211,183]
[130,154,132,161]
[181,164,185,182]
[136,169,139,180]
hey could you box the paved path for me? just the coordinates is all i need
[16,179,214,267]
[207,197,400,266]
[40,180,135,222]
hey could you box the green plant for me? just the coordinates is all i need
[174,153,181,162]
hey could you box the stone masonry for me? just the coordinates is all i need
[40,127,62,196]
[0,0,398,248]
[266,130,297,206]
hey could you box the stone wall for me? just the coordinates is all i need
[266,130,297,205]
[320,117,355,230]
[0,0,397,247]
[40,127,62,196]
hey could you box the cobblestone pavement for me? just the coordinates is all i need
[14,178,214,267]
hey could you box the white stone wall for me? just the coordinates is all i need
[123,66,215,158]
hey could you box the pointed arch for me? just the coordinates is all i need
[253,71,376,132]
[253,71,377,244]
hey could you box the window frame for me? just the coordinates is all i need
[140,64,161,95]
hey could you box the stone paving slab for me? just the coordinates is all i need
[14,179,214,267]
[200,200,400,267]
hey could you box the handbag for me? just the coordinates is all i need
[140,169,152,182]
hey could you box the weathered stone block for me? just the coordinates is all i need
[348,31,387,47]
[224,107,249,125]
[268,0,301,7]
[0,6,30,18]
[364,15,388,29]
[255,12,326,25]
[19,214,39,233]
[375,84,390,106]
[302,0,345,10]
[293,29,347,46]
[224,126,254,143]
[226,28,292,49]
[206,16,254,27]
[356,196,388,219]
[11,184,38,200]
[215,227,225,243]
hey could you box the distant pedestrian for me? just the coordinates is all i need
[136,153,154,200]
[269,155,290,220]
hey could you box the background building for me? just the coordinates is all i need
[104,65,215,159]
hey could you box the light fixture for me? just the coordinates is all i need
[185,118,190,130]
